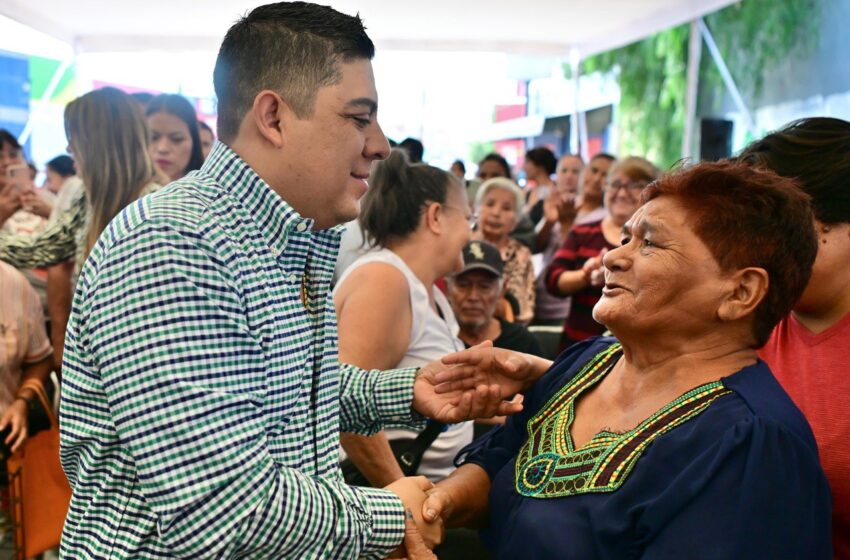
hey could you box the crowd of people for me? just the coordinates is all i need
[0,1,847,559]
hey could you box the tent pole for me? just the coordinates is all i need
[569,48,586,158]
[19,58,72,146]
[697,18,757,136]
[682,19,701,160]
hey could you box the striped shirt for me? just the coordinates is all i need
[59,142,420,559]
[544,219,616,344]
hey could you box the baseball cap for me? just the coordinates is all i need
[458,241,504,278]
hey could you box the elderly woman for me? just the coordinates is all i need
[545,156,659,347]
[421,161,831,558]
[474,178,536,324]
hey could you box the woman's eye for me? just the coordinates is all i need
[642,238,655,248]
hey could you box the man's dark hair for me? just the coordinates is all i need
[737,117,850,224]
[214,1,375,142]
[399,137,424,163]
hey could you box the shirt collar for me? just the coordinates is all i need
[202,141,314,256]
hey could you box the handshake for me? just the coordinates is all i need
[375,343,554,558]
[384,476,447,559]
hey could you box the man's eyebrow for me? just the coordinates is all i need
[345,98,377,114]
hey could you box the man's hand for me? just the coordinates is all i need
[412,359,524,423]
[422,486,453,525]
[385,477,443,552]
[385,512,438,560]
[429,341,553,397]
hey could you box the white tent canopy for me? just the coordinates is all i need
[3,0,737,57]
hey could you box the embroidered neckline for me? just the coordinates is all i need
[515,343,732,499]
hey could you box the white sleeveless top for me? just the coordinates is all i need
[335,248,473,481]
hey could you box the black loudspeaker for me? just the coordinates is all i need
[700,118,733,161]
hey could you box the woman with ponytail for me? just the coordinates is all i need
[334,149,474,486]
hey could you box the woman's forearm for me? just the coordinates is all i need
[432,463,491,528]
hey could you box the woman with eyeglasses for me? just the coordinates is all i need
[334,149,474,487]
[544,156,660,349]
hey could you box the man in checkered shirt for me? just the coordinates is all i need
[58,3,520,558]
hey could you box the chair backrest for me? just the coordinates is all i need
[527,325,562,361]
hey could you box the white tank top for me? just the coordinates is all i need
[335,248,473,481]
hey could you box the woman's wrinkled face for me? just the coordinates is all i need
[148,111,192,181]
[593,197,734,338]
[605,170,646,225]
[477,187,518,242]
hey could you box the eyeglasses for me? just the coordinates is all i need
[607,179,648,194]
[442,204,478,230]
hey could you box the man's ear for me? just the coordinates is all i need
[249,90,294,149]
[717,267,769,323]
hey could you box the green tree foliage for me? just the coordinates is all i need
[579,0,819,168]
[469,140,495,165]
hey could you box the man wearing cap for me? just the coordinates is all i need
[448,241,543,356]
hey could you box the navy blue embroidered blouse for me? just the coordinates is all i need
[457,337,832,559]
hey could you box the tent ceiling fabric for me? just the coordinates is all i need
[3,0,739,57]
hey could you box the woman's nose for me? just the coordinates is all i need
[603,245,630,272]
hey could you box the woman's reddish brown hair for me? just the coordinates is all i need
[643,160,817,347]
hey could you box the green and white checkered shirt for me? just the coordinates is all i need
[59,142,420,559]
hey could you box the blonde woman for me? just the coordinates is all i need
[0,87,161,365]
[0,87,160,270]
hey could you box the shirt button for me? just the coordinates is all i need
[296,222,307,232]
[288,273,298,283]
[270,247,279,257]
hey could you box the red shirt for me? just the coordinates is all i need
[759,311,850,559]
[544,220,616,344]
